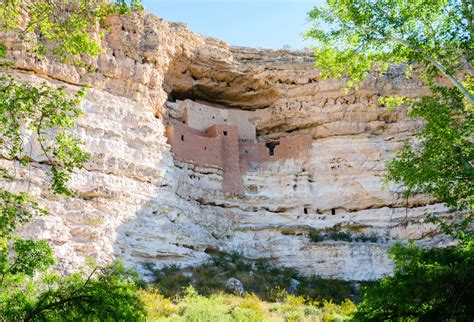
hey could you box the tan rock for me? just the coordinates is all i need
[0,11,451,280]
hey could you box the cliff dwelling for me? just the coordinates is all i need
[1,11,452,282]
[165,100,313,194]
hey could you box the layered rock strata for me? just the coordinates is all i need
[0,11,450,280]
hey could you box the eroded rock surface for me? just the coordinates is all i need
[0,11,450,280]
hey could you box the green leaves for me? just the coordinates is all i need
[8,238,54,277]
[0,191,46,237]
[0,1,148,320]
[308,4,474,318]
[386,87,473,210]
[307,1,473,210]
[355,242,474,321]
[306,0,473,102]
[0,75,89,196]
[0,261,146,321]
[0,0,144,67]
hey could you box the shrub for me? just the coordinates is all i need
[338,299,357,316]
[326,230,353,242]
[354,232,379,243]
[177,287,230,322]
[355,242,474,321]
[308,229,325,242]
[280,294,307,321]
[146,251,361,304]
[138,287,179,319]
[229,295,266,322]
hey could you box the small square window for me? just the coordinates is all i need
[223,131,228,136]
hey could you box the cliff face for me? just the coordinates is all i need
[1,12,449,280]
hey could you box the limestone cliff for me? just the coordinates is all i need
[0,11,450,280]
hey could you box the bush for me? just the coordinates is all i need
[138,287,179,319]
[134,285,357,321]
[326,230,353,242]
[177,287,229,322]
[354,232,379,243]
[308,229,325,242]
[355,243,474,321]
[280,294,307,321]
[145,251,362,305]
[229,294,266,322]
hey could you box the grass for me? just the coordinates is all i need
[143,252,372,304]
[138,286,357,321]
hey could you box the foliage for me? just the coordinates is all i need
[354,242,474,321]
[305,0,473,102]
[137,286,356,321]
[307,1,474,320]
[0,75,89,195]
[0,73,146,317]
[0,0,143,67]
[308,229,325,242]
[308,229,380,243]
[386,86,473,210]
[0,1,147,320]
[0,191,46,236]
[1,261,146,321]
[307,1,474,211]
[177,287,230,322]
[146,251,366,304]
[138,287,180,320]
[326,230,353,242]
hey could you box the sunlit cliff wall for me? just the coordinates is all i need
[0,11,450,280]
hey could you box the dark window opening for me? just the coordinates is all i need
[245,150,248,153]
[204,146,207,150]
[266,141,281,156]
[304,208,308,214]
[182,120,186,124]
[223,131,228,136]
[181,135,184,141]
[224,119,227,122]
[331,208,336,215]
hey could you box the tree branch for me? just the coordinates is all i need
[386,35,474,104]
[361,25,474,103]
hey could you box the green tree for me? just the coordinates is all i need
[0,0,143,67]
[306,0,473,102]
[354,242,474,321]
[0,0,146,320]
[306,1,473,320]
[306,0,473,211]
[386,86,473,210]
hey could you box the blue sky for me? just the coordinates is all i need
[142,0,323,49]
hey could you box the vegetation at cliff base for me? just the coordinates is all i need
[137,286,357,322]
[145,251,368,304]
